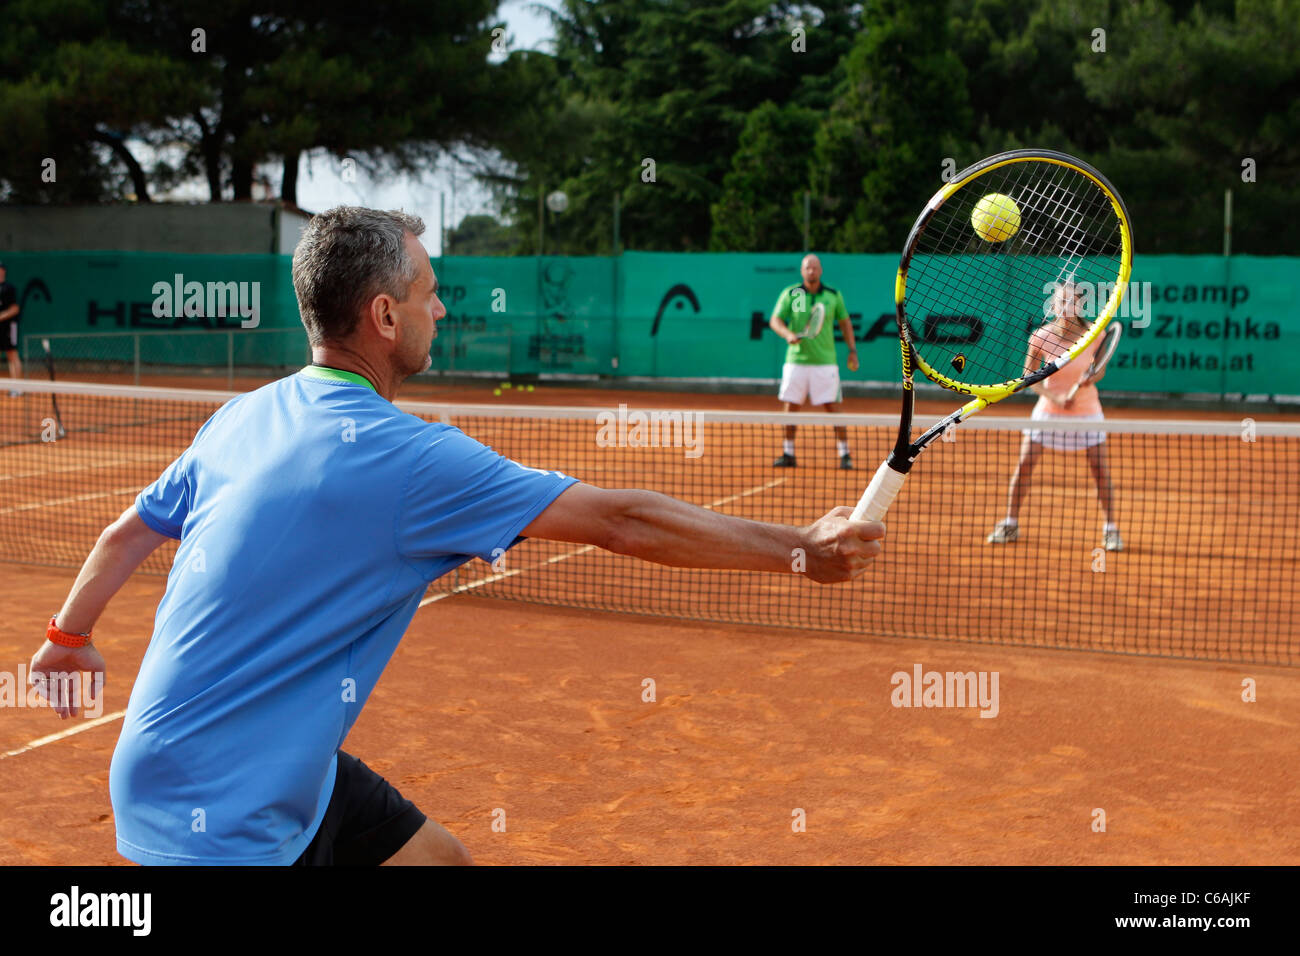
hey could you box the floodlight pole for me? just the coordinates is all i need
[803,191,811,252]
[613,193,621,255]
[1223,188,1233,257]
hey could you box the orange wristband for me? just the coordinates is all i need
[47,615,93,647]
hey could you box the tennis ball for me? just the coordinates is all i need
[493,388,501,396]
[526,384,535,392]
[971,193,1021,243]
[502,382,512,390]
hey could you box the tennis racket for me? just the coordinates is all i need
[40,338,67,439]
[1064,322,1122,402]
[794,302,826,342]
[851,149,1133,522]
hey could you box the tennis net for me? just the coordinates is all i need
[2,379,1296,665]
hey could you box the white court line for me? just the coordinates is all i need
[420,477,787,607]
[0,710,127,760]
[0,486,142,517]
[0,451,173,483]
[698,477,787,509]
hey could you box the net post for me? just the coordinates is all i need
[133,334,140,386]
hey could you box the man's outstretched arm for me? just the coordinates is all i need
[524,483,884,583]
[31,506,170,718]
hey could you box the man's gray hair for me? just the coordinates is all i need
[292,206,426,345]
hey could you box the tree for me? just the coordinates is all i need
[0,4,198,202]
[710,101,818,251]
[446,214,518,256]
[950,0,1120,157]
[471,49,620,256]
[1,1,540,206]
[1077,0,1300,253]
[497,0,865,252]
[809,0,973,251]
[126,0,530,204]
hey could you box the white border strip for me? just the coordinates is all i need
[8,379,242,404]
[7,380,1298,437]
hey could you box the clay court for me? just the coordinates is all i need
[2,381,1298,865]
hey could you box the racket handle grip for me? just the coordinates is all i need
[851,460,907,523]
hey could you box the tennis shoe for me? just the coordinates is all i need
[839,453,853,470]
[986,521,1019,544]
[1103,529,1124,552]
[773,453,797,468]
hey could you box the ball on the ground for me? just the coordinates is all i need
[493,388,501,396]
[971,193,1021,243]
[526,384,535,392]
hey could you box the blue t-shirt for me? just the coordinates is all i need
[110,366,577,865]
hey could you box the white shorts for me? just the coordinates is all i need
[1023,406,1106,451]
[778,363,841,406]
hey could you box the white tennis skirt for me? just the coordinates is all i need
[1023,406,1106,451]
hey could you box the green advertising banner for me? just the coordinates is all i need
[3,250,1296,397]
[1119,256,1295,395]
[429,255,616,376]
[3,251,302,369]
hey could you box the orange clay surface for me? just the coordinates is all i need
[1,570,1296,865]
[1,381,1297,865]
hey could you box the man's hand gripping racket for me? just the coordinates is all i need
[787,302,826,350]
[850,149,1134,523]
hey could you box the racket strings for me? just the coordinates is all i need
[904,158,1124,388]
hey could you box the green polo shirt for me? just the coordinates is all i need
[774,283,848,365]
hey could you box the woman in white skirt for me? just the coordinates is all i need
[986,281,1122,551]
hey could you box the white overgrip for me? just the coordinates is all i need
[851,460,908,522]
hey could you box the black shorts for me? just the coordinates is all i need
[293,751,427,866]
[0,319,16,352]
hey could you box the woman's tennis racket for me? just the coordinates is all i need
[1064,322,1122,402]
[851,149,1133,522]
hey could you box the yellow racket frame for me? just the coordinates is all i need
[897,152,1134,415]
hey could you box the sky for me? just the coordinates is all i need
[153,2,559,256]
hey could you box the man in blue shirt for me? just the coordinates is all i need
[28,207,885,866]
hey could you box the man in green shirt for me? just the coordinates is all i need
[768,254,859,469]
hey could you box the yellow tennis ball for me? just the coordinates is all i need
[971,193,1021,243]
[493,388,501,396]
